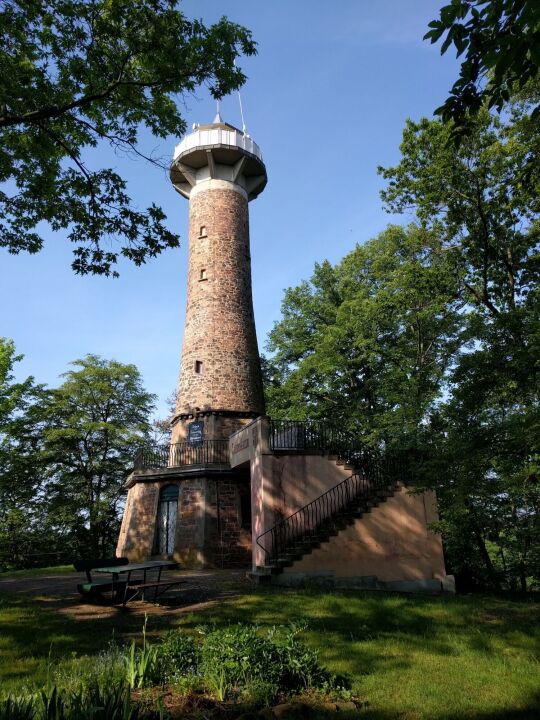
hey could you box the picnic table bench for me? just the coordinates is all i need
[73,557,129,599]
[93,560,184,606]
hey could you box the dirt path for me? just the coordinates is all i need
[0,568,256,621]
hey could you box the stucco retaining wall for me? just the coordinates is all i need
[281,485,447,583]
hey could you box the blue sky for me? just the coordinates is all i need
[0,0,458,418]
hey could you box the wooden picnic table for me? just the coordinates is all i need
[93,560,181,605]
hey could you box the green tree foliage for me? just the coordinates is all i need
[0,0,256,276]
[379,96,539,589]
[265,224,462,449]
[0,349,155,567]
[378,104,540,320]
[0,339,49,570]
[425,0,540,133]
[42,355,155,556]
[267,92,539,589]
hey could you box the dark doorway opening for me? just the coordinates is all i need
[154,484,179,555]
[240,487,252,530]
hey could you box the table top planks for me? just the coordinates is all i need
[93,560,177,574]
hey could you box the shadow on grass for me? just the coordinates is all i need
[0,592,152,684]
[354,702,540,720]
[440,693,540,720]
[177,587,539,667]
[175,588,540,719]
[1,587,539,719]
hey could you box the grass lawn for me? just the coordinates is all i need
[0,585,538,719]
[0,564,74,578]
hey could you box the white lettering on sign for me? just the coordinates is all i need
[232,436,249,454]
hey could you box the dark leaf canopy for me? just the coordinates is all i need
[0,0,256,275]
[425,0,540,134]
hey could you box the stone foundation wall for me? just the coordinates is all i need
[205,480,251,567]
[117,482,159,561]
[117,474,251,568]
[171,413,257,444]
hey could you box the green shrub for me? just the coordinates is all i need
[239,679,279,707]
[274,623,330,690]
[125,640,160,690]
[172,673,203,696]
[200,624,276,693]
[156,630,199,684]
[0,621,338,714]
[54,644,126,694]
[198,622,330,701]
[67,682,138,720]
[125,615,160,690]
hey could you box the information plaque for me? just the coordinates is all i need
[188,420,204,446]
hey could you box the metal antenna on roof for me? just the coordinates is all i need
[213,99,223,124]
[237,89,247,135]
[233,59,247,135]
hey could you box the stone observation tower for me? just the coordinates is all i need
[117,112,268,568]
[117,110,452,592]
[170,112,267,444]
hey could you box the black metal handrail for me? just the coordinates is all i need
[134,440,230,470]
[258,424,408,567]
[269,419,370,466]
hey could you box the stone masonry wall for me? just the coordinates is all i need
[173,184,265,432]
[118,475,252,568]
[205,479,252,567]
[172,413,256,443]
[175,479,206,567]
[117,483,159,561]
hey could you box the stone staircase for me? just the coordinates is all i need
[254,422,409,578]
[254,482,401,579]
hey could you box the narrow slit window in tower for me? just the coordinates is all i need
[199,225,207,238]
[195,360,203,374]
[199,268,207,281]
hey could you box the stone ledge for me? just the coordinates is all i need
[269,571,456,594]
[125,465,248,488]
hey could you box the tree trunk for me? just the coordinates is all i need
[472,526,500,590]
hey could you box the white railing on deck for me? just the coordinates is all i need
[173,127,263,162]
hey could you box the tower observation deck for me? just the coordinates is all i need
[171,117,267,200]
[169,115,267,444]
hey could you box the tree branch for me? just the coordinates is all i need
[0,51,181,130]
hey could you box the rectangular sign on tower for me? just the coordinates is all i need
[188,420,204,446]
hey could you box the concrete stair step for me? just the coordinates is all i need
[348,510,368,519]
[249,566,272,576]
[248,567,277,583]
[276,558,294,567]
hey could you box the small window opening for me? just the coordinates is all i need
[199,225,207,238]
[199,268,207,281]
[195,360,203,374]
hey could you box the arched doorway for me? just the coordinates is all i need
[154,484,179,556]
